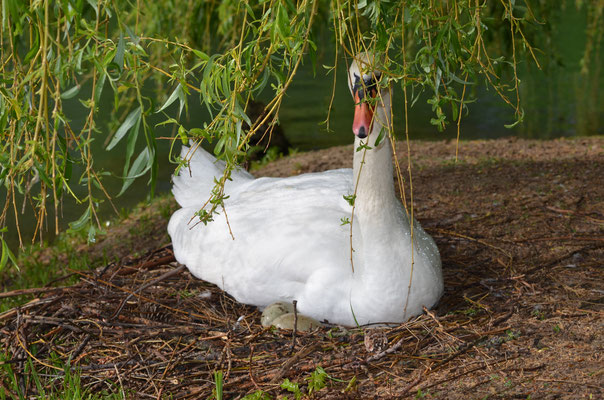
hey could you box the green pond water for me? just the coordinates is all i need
[4,4,602,251]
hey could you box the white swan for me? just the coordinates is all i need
[168,53,444,326]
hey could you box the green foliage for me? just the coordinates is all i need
[505,329,520,341]
[343,194,356,206]
[249,146,287,170]
[0,228,18,272]
[237,366,352,399]
[306,366,328,394]
[2,0,598,254]
[0,352,123,399]
[280,378,303,400]
[241,390,272,400]
[212,370,224,400]
[1,193,175,312]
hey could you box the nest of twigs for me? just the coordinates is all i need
[1,138,602,399]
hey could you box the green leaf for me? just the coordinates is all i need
[450,100,458,122]
[60,85,81,100]
[343,194,356,206]
[256,68,271,94]
[68,206,91,233]
[240,390,271,400]
[157,84,182,113]
[86,0,99,16]
[276,2,290,39]
[88,224,99,243]
[155,117,178,127]
[118,147,152,196]
[449,72,473,85]
[192,49,209,61]
[178,125,188,144]
[356,142,372,152]
[0,235,18,272]
[93,69,107,106]
[24,25,40,64]
[122,110,142,179]
[280,378,302,400]
[34,161,52,187]
[307,366,328,394]
[189,127,210,140]
[0,240,8,273]
[213,370,223,400]
[106,106,142,150]
[374,127,386,147]
[235,119,242,148]
[114,31,125,71]
[202,55,218,94]
[124,24,139,44]
[214,134,227,155]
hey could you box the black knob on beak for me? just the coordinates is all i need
[357,126,367,139]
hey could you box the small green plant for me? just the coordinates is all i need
[505,329,519,341]
[553,324,562,333]
[415,388,427,399]
[280,378,302,400]
[177,289,196,299]
[241,390,272,400]
[308,366,355,396]
[463,307,478,317]
[531,308,546,320]
[249,146,284,170]
[212,370,224,400]
[343,376,357,393]
[239,367,351,400]
[0,352,124,399]
[307,367,328,394]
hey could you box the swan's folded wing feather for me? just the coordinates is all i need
[168,168,358,307]
[172,146,253,208]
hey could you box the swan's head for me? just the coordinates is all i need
[348,52,390,140]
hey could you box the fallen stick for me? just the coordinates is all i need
[0,286,68,299]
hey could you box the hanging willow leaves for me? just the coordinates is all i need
[0,0,599,262]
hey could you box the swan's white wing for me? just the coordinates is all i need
[172,146,254,208]
[168,168,359,310]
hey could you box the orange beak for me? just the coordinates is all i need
[352,92,374,139]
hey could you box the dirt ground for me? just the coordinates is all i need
[1,137,602,399]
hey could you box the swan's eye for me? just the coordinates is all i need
[353,72,381,101]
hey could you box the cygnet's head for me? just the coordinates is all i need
[348,52,389,140]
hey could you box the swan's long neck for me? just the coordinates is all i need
[352,137,396,218]
[349,93,416,320]
[352,95,398,220]
[350,92,410,290]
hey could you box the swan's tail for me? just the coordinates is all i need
[172,145,253,208]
